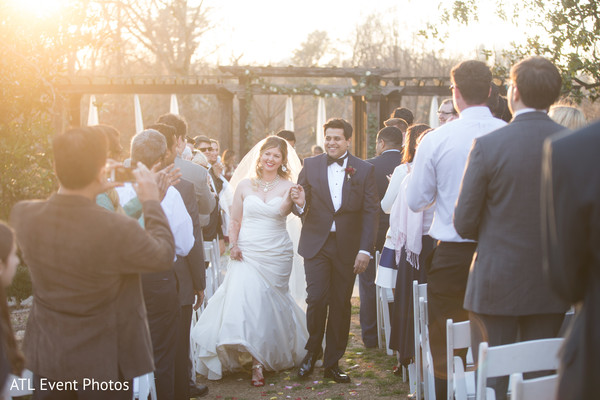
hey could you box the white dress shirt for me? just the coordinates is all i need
[328,153,348,231]
[406,106,507,242]
[116,184,194,258]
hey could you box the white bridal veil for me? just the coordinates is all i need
[228,137,306,308]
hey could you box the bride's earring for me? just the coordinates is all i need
[281,165,287,172]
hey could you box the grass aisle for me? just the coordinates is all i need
[194,298,410,400]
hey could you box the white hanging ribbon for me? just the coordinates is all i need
[134,95,144,133]
[87,95,99,126]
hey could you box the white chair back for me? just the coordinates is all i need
[4,369,34,399]
[203,238,222,302]
[509,373,559,400]
[374,251,395,356]
[419,297,436,400]
[412,280,428,400]
[132,372,157,400]
[476,338,563,400]
[446,319,475,400]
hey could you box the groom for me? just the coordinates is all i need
[291,118,379,383]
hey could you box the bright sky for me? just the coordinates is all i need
[203,0,529,65]
[7,0,532,66]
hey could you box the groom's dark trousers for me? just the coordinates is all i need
[296,153,379,369]
[305,233,357,368]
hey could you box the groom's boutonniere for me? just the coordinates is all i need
[345,166,356,182]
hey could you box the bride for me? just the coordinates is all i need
[190,136,308,387]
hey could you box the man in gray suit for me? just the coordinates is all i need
[454,56,570,400]
[157,113,216,227]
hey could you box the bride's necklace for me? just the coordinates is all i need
[257,175,280,192]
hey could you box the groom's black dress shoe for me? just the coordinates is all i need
[297,351,321,378]
[324,366,351,383]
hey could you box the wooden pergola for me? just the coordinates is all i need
[56,66,452,158]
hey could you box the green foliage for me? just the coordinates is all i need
[436,0,600,100]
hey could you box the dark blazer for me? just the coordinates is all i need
[454,111,569,315]
[542,121,600,400]
[174,179,206,305]
[366,150,403,248]
[296,153,379,264]
[10,194,175,382]
[174,156,216,226]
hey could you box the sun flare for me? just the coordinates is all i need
[6,0,69,18]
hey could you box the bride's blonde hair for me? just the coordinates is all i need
[255,136,291,180]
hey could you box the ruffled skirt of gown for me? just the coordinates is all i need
[190,195,308,380]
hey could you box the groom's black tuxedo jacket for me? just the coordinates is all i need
[295,153,379,264]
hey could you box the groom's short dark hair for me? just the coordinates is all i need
[510,56,561,110]
[323,118,353,139]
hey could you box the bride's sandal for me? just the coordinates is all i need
[251,364,265,387]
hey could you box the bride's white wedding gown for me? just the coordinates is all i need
[190,195,309,380]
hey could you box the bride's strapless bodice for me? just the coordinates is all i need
[240,195,287,230]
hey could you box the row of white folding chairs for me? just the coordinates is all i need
[412,280,435,400]
[446,317,562,400]
[203,238,223,304]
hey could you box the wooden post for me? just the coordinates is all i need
[365,94,381,159]
[238,77,250,154]
[217,91,234,153]
[68,94,82,127]
[352,96,366,159]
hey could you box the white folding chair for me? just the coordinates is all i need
[475,338,563,400]
[419,297,436,400]
[374,251,395,356]
[446,319,475,400]
[509,373,559,400]
[132,372,157,400]
[411,280,426,400]
[203,239,221,302]
[3,369,34,399]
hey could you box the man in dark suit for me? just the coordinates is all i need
[542,120,599,400]
[454,56,570,400]
[149,123,209,399]
[157,113,216,227]
[291,118,379,383]
[360,126,404,347]
[10,127,175,399]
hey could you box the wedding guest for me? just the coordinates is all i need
[157,113,216,227]
[147,124,208,399]
[194,136,227,254]
[384,118,408,133]
[125,129,194,400]
[406,60,506,399]
[542,119,600,400]
[10,127,175,399]
[437,99,458,125]
[0,222,25,394]
[486,83,512,122]
[311,145,324,156]
[292,118,379,384]
[388,126,434,372]
[276,129,296,148]
[383,118,408,145]
[549,103,586,130]
[391,107,414,125]
[361,126,404,348]
[378,124,432,293]
[221,149,236,181]
[454,56,568,400]
[92,124,142,218]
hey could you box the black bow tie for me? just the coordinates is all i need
[326,154,348,166]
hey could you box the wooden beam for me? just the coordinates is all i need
[55,83,234,96]
[219,66,400,78]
